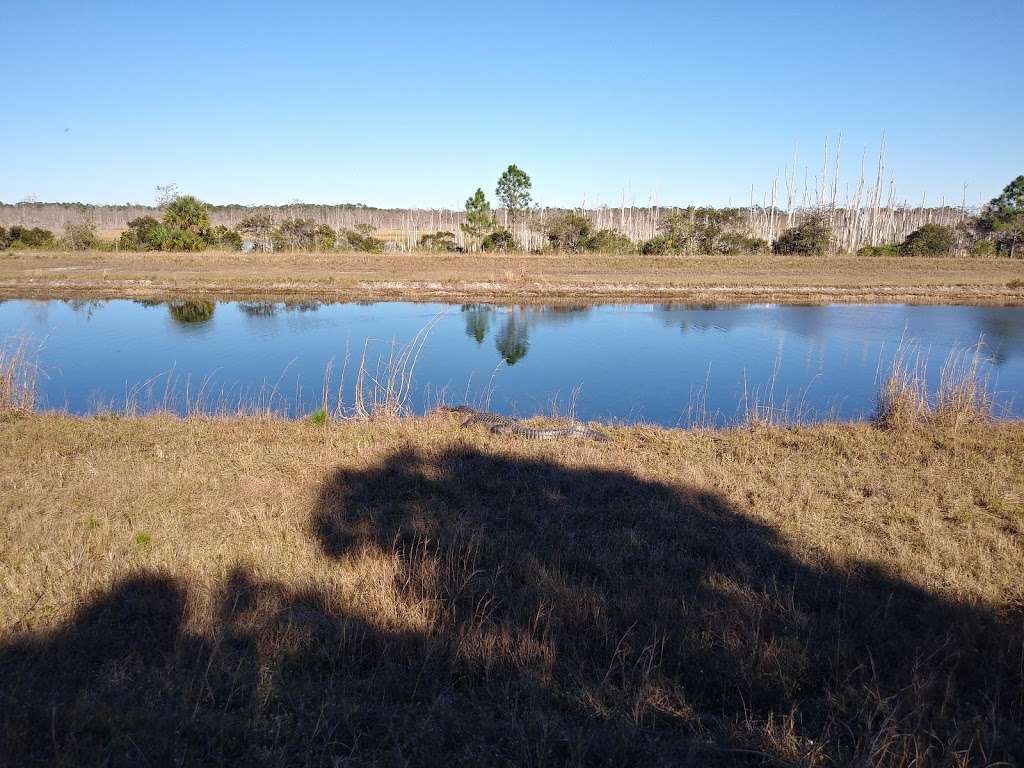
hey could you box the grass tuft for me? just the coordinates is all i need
[876,342,992,430]
[0,337,38,417]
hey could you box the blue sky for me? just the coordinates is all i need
[3,0,1021,209]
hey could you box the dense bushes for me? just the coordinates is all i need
[638,208,765,256]
[856,244,901,257]
[544,211,592,252]
[339,227,385,253]
[543,211,634,254]
[856,224,955,257]
[162,196,210,235]
[119,216,204,252]
[899,223,954,256]
[61,220,99,251]
[118,199,217,252]
[418,231,460,252]
[586,228,634,254]
[0,226,56,249]
[773,217,831,255]
[715,232,768,254]
[272,218,336,251]
[481,228,516,252]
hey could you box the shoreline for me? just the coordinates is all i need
[1,250,1022,305]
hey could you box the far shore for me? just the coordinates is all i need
[1,249,1023,305]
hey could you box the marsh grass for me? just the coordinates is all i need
[0,336,38,416]
[876,341,993,430]
[1,412,1022,766]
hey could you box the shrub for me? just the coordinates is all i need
[117,231,139,251]
[481,228,516,252]
[900,223,954,256]
[544,211,593,252]
[640,235,671,255]
[0,226,8,250]
[272,218,335,251]
[971,240,997,257]
[118,216,204,252]
[150,225,205,252]
[587,228,634,254]
[773,217,831,255]
[6,226,56,249]
[857,244,901,257]
[120,217,160,251]
[418,231,460,252]
[208,225,242,251]
[340,229,384,253]
[236,215,274,252]
[715,232,767,255]
[61,219,98,251]
[162,195,210,236]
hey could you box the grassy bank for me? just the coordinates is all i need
[2,249,1024,304]
[1,408,1022,766]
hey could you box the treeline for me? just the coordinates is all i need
[2,172,1021,257]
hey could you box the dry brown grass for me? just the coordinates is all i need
[875,344,995,432]
[2,249,1023,304]
[0,337,37,416]
[1,409,1022,766]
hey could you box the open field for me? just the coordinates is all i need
[2,249,1023,304]
[2,411,1022,765]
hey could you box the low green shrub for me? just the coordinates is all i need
[162,195,210,236]
[972,240,997,257]
[418,231,460,252]
[61,220,99,251]
[586,228,634,254]
[481,228,516,252]
[269,218,336,251]
[3,226,56,250]
[857,244,901,257]
[207,225,242,251]
[150,225,205,252]
[773,217,831,255]
[640,235,671,255]
[715,232,767,254]
[340,228,385,253]
[900,223,954,256]
[544,211,593,252]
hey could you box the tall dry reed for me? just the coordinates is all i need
[876,341,992,429]
[0,337,38,416]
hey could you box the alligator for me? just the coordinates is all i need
[438,405,610,442]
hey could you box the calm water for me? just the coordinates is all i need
[1,298,1022,425]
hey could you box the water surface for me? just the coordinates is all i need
[1,299,1021,425]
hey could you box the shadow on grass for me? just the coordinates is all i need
[1,447,1021,766]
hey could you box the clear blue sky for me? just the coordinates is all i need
[3,0,1021,209]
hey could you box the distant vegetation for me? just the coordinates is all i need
[1,174,1021,258]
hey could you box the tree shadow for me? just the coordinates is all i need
[2,446,1021,766]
